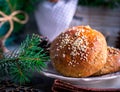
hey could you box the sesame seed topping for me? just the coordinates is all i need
[108,47,120,56]
[59,33,72,49]
[70,34,88,58]
[56,26,92,63]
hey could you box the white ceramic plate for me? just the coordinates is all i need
[41,62,120,87]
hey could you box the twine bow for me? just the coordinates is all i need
[0,10,29,43]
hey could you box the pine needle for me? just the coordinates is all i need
[0,34,50,84]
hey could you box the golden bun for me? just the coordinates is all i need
[50,26,107,77]
[93,47,120,76]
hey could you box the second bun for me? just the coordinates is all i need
[50,26,107,77]
[93,47,120,76]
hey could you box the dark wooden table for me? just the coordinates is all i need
[0,72,54,92]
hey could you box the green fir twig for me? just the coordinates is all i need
[0,34,50,84]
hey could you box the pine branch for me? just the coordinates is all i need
[0,34,50,84]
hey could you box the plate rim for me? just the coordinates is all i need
[41,70,120,82]
[41,62,120,82]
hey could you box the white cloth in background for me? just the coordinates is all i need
[35,0,78,42]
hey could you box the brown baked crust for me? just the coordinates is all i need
[93,47,120,76]
[50,26,107,77]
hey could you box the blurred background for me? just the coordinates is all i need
[0,0,120,48]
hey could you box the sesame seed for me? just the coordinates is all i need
[68,47,71,50]
[63,54,65,58]
[81,28,84,32]
[72,27,76,30]
[56,48,59,51]
[56,43,59,45]
[55,54,58,56]
[72,65,75,67]
[78,74,81,76]
[77,62,79,64]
